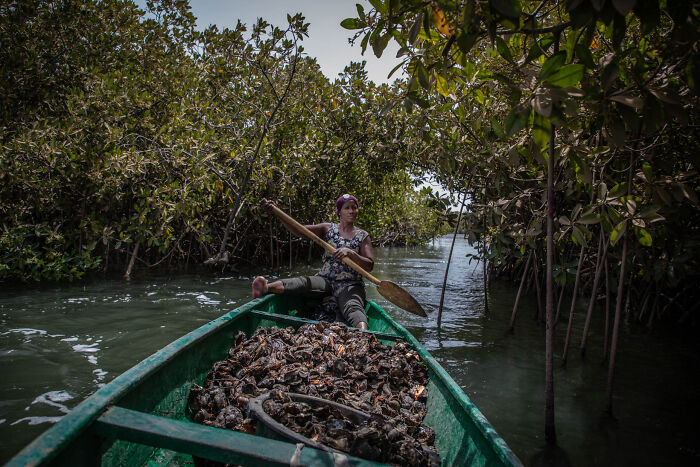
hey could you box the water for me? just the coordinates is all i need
[1,236,699,465]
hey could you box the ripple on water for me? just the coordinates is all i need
[11,391,76,427]
[66,297,91,304]
[1,328,64,342]
[11,416,64,426]
[175,291,221,305]
[72,342,100,353]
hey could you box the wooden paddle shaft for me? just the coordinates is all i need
[266,202,381,286]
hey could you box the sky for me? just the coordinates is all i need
[186,0,402,84]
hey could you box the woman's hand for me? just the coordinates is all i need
[261,199,276,211]
[333,247,355,261]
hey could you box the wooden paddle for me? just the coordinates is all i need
[264,200,427,317]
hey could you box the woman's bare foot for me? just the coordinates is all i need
[252,276,268,298]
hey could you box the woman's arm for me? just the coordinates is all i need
[333,235,374,272]
[304,223,330,239]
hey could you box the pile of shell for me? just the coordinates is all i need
[188,321,440,466]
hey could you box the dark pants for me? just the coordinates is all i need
[280,276,367,327]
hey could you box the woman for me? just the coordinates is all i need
[252,194,374,330]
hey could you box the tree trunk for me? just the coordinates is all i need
[103,241,110,273]
[605,152,634,415]
[544,35,558,442]
[637,286,651,322]
[185,234,192,272]
[123,240,140,280]
[508,250,532,332]
[562,244,585,366]
[606,234,628,414]
[437,193,467,328]
[534,258,544,322]
[206,46,300,266]
[289,201,293,272]
[580,230,608,356]
[483,244,489,313]
[623,267,633,320]
[646,290,660,329]
[603,256,611,361]
[554,284,566,325]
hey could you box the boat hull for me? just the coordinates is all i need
[9,294,522,466]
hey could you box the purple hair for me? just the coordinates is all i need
[336,194,359,216]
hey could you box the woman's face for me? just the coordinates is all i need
[339,200,358,222]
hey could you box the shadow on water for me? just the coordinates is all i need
[531,444,572,467]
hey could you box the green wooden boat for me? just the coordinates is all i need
[8,295,522,466]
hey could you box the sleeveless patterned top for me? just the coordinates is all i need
[317,223,369,292]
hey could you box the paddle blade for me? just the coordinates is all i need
[377,280,427,317]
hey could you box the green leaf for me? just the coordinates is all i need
[360,32,370,53]
[636,226,652,246]
[491,117,505,139]
[436,73,450,97]
[379,100,395,116]
[544,64,585,87]
[591,0,605,12]
[532,90,552,117]
[612,0,636,15]
[572,225,588,247]
[533,113,551,150]
[356,3,365,20]
[416,61,430,90]
[369,0,387,14]
[525,37,554,64]
[340,18,359,29]
[578,212,600,224]
[610,219,628,246]
[495,36,513,63]
[574,43,595,69]
[408,12,423,44]
[387,60,404,79]
[642,162,653,182]
[607,182,628,199]
[612,11,627,48]
[372,33,391,58]
[456,30,478,54]
[490,0,522,19]
[505,106,528,135]
[610,93,643,109]
[606,118,626,147]
[539,51,566,81]
[634,0,659,34]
